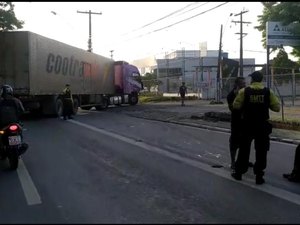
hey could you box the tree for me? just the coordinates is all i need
[0,2,24,31]
[272,48,299,74]
[255,2,300,62]
[141,72,162,92]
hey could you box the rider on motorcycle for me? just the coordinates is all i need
[0,85,28,165]
[0,84,25,128]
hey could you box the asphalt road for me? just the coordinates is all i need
[0,105,300,223]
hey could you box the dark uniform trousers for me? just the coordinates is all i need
[235,121,271,177]
[234,86,272,177]
[229,111,243,163]
[292,144,300,175]
[63,98,73,118]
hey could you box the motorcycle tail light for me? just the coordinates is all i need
[9,125,19,131]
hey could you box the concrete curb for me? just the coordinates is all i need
[137,116,300,145]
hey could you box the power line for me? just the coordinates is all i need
[125,2,229,42]
[244,49,266,53]
[168,2,210,18]
[121,2,202,36]
[155,2,229,32]
[109,2,229,52]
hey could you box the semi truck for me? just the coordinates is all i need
[0,31,143,116]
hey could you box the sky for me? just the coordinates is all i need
[12,2,291,65]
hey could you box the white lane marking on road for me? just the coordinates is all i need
[69,120,300,206]
[17,158,42,205]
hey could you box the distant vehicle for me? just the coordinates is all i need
[0,31,143,116]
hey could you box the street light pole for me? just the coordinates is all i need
[77,10,102,52]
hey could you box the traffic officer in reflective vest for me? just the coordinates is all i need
[231,71,280,184]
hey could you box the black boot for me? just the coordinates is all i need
[231,172,242,180]
[256,176,265,185]
[283,173,300,182]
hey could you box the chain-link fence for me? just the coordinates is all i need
[143,73,300,106]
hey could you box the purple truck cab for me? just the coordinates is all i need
[113,61,143,105]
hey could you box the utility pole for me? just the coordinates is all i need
[232,10,251,77]
[77,10,102,52]
[182,47,185,82]
[166,52,170,93]
[216,24,223,103]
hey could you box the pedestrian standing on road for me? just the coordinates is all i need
[62,84,74,120]
[231,71,280,185]
[283,143,300,182]
[226,77,246,171]
[178,82,187,106]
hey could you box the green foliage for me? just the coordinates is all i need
[270,119,300,131]
[0,2,24,31]
[272,48,300,74]
[141,72,162,92]
[255,2,300,61]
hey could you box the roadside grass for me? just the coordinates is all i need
[139,92,300,131]
[270,116,300,131]
[139,93,198,103]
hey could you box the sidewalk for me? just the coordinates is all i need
[135,99,300,145]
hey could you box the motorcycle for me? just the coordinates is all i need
[0,123,28,170]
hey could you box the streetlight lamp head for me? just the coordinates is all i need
[51,11,57,15]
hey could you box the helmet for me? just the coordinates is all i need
[0,85,13,97]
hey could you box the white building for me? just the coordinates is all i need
[133,50,256,99]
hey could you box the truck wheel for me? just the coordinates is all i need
[129,94,138,105]
[72,98,79,115]
[55,98,64,117]
[95,99,108,110]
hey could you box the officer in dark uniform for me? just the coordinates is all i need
[231,71,280,184]
[62,84,73,120]
[227,77,246,170]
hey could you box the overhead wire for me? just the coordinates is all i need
[121,2,202,36]
[125,2,229,41]
[110,2,230,60]
[174,2,210,17]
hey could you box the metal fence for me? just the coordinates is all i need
[143,73,300,106]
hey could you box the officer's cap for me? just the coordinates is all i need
[249,71,263,82]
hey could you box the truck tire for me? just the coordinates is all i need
[95,98,108,110]
[55,98,64,117]
[72,98,79,115]
[129,94,138,105]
